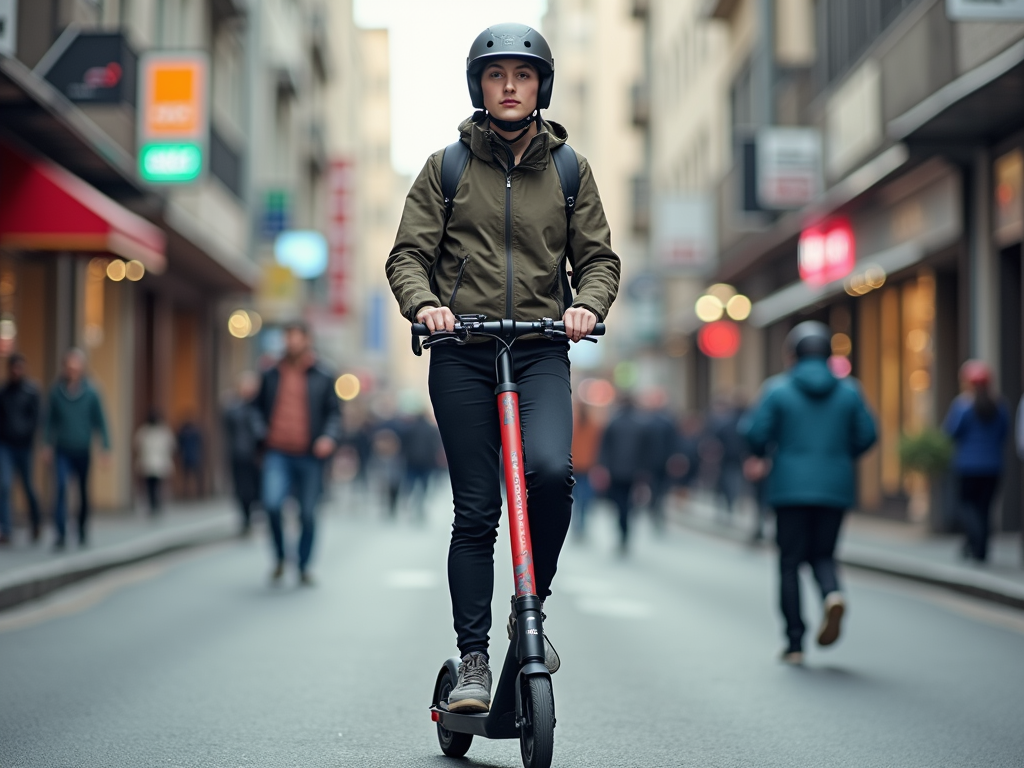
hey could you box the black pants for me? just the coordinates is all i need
[775,505,845,652]
[429,340,574,658]
[958,474,1000,561]
[54,450,90,544]
[231,459,261,529]
[608,480,634,546]
[144,476,162,514]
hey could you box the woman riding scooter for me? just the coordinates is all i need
[386,23,620,713]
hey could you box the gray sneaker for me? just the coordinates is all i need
[447,652,492,713]
[507,608,561,674]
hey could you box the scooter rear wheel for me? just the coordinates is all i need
[436,670,473,758]
[519,676,554,768]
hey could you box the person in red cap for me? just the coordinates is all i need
[943,360,1009,562]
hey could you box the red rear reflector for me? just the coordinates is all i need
[431,711,440,722]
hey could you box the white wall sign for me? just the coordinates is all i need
[0,0,17,58]
[947,0,1024,20]
[757,127,823,209]
[653,195,716,274]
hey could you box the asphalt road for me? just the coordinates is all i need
[2,487,1023,768]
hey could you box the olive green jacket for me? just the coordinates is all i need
[386,115,620,323]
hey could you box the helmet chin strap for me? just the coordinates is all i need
[486,110,541,142]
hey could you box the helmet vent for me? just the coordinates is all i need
[524,41,532,47]
[486,40,494,48]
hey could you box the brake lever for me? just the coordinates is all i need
[421,335,465,350]
[546,330,598,344]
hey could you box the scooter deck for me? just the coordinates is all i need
[431,641,521,739]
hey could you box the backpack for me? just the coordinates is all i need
[437,139,580,312]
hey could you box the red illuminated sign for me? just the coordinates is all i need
[698,320,741,359]
[328,159,355,317]
[799,219,855,286]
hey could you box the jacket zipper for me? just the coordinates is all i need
[448,256,470,312]
[504,171,514,318]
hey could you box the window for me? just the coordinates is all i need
[815,0,921,90]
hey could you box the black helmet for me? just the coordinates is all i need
[785,321,832,360]
[466,24,555,111]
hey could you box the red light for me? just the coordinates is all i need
[698,320,741,359]
[799,219,855,286]
[431,711,440,722]
[828,355,852,378]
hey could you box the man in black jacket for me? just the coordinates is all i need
[253,322,341,584]
[0,354,41,544]
[222,371,263,535]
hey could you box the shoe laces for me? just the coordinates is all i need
[460,653,489,687]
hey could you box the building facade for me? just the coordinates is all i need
[701,0,1024,531]
[0,0,357,517]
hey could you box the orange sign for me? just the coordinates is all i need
[138,53,208,141]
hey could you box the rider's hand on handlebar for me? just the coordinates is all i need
[562,306,597,343]
[416,305,457,333]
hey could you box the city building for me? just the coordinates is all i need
[0,0,358,515]
[702,0,1024,531]
[542,0,647,383]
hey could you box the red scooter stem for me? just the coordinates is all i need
[498,389,538,598]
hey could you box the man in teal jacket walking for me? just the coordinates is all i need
[45,349,110,549]
[743,322,877,664]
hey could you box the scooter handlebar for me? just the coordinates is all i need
[411,320,606,338]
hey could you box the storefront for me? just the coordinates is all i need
[742,160,965,522]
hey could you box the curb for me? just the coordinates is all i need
[838,543,1024,611]
[670,510,1024,611]
[0,515,238,612]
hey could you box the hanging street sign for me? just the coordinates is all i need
[137,52,209,184]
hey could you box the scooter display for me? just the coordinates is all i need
[411,316,605,768]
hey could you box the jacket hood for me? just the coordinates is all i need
[458,113,569,168]
[790,359,838,398]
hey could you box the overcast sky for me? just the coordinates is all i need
[353,0,549,177]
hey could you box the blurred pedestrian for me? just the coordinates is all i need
[223,371,264,535]
[570,400,602,540]
[253,321,341,585]
[369,428,404,517]
[743,322,877,665]
[707,394,748,518]
[399,407,441,520]
[45,348,110,550]
[666,412,702,495]
[639,388,676,533]
[176,418,204,498]
[0,354,41,544]
[943,360,1009,563]
[598,394,648,554]
[134,410,175,515]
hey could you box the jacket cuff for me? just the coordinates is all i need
[571,300,605,323]
[406,294,442,322]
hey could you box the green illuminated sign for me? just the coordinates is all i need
[139,143,203,182]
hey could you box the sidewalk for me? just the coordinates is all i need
[671,494,1024,610]
[0,499,239,611]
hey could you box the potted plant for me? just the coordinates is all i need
[899,428,955,532]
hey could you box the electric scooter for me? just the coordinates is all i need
[411,316,605,768]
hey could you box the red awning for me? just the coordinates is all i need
[0,144,166,272]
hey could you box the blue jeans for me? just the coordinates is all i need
[262,451,324,572]
[0,444,41,537]
[54,450,91,544]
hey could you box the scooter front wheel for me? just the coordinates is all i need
[436,669,473,758]
[519,676,554,768]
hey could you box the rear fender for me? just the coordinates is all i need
[431,657,463,708]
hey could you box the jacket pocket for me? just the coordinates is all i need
[448,256,470,313]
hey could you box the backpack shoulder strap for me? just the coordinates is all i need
[551,143,581,310]
[440,140,471,223]
[550,142,580,220]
